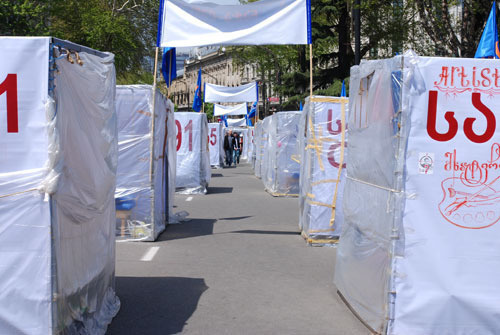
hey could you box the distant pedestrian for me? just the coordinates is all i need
[223,130,234,167]
[233,133,241,165]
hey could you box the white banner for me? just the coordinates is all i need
[227,117,246,127]
[158,0,311,47]
[0,37,52,334]
[394,56,500,334]
[214,102,248,116]
[208,122,223,167]
[205,82,258,103]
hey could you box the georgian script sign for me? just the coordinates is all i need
[416,59,500,229]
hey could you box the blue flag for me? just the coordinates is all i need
[162,47,177,87]
[246,101,257,126]
[221,115,228,127]
[248,101,257,118]
[299,101,303,111]
[341,80,346,97]
[192,68,202,112]
[475,1,500,59]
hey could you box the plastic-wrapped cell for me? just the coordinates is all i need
[335,52,500,334]
[262,112,301,196]
[175,112,211,194]
[115,85,176,241]
[299,96,348,245]
[0,37,119,334]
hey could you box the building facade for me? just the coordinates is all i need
[169,48,278,118]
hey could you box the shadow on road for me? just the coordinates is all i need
[207,186,233,194]
[159,218,217,241]
[107,276,208,335]
[229,229,301,235]
[211,173,223,177]
[218,216,252,221]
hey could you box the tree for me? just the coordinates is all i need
[414,0,493,57]
[0,0,160,84]
[0,0,47,36]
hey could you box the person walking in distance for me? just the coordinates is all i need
[233,132,241,165]
[223,130,234,167]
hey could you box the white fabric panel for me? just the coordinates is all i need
[51,47,119,334]
[335,54,500,335]
[115,85,176,241]
[213,102,248,116]
[0,37,52,334]
[159,0,310,47]
[205,82,257,103]
[175,113,211,194]
[299,97,348,245]
[208,123,224,167]
[227,117,246,127]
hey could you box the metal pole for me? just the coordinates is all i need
[354,0,361,65]
[309,44,313,98]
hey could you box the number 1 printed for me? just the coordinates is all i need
[0,74,18,133]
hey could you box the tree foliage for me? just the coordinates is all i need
[230,0,495,115]
[0,0,159,84]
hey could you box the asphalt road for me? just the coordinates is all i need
[107,163,368,335]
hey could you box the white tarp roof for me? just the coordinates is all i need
[158,0,311,47]
[205,82,258,103]
[214,103,247,116]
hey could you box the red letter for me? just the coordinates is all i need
[463,92,496,143]
[327,109,343,135]
[175,120,182,151]
[434,67,449,86]
[0,74,18,133]
[185,119,193,151]
[426,90,458,142]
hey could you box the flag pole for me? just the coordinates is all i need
[168,49,173,97]
[149,46,159,185]
[309,43,313,99]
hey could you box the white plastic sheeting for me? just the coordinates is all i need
[257,118,272,179]
[115,85,176,241]
[253,121,264,175]
[335,53,500,334]
[158,0,311,47]
[205,82,258,103]
[262,112,301,196]
[208,122,224,167]
[175,112,211,194]
[247,127,254,163]
[299,96,347,245]
[0,37,119,334]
